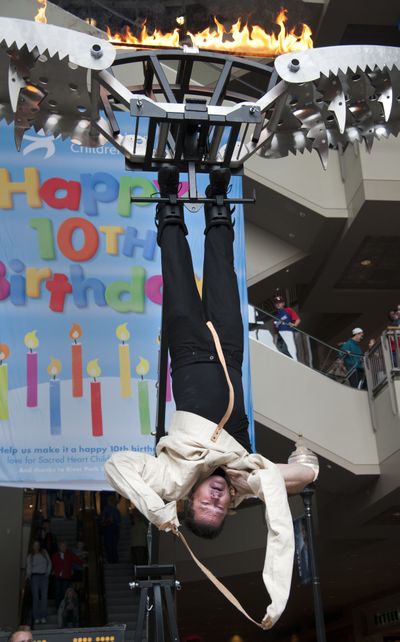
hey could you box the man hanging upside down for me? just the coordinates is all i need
[105,166,318,630]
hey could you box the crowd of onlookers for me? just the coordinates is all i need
[268,297,400,389]
[23,494,87,629]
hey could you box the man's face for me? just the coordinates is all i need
[274,301,285,310]
[353,332,364,342]
[12,633,33,642]
[191,475,231,528]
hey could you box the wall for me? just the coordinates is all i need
[250,338,379,473]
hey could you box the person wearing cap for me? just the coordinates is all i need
[340,328,365,388]
[105,166,317,631]
[272,296,301,361]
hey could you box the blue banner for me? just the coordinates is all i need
[0,115,253,488]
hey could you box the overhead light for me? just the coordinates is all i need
[285,268,290,273]
[360,259,372,266]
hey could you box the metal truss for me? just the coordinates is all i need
[1,17,400,171]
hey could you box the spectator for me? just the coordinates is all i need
[51,541,82,607]
[272,296,301,361]
[57,587,79,628]
[71,540,88,581]
[7,626,33,642]
[340,327,365,388]
[130,509,149,567]
[387,310,400,367]
[26,540,51,624]
[37,519,58,557]
[101,495,121,563]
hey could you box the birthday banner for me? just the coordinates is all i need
[0,114,253,489]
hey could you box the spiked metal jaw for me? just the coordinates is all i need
[0,18,115,150]
[1,17,400,171]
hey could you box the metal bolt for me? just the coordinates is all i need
[175,581,181,590]
[91,43,103,59]
[249,106,257,114]
[136,99,143,109]
[288,58,300,72]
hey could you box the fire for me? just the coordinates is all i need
[107,9,312,57]
[34,0,47,24]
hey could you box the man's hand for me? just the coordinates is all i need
[225,469,252,495]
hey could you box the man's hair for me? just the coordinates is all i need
[7,625,32,642]
[183,499,226,539]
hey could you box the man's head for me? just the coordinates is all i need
[8,626,32,642]
[273,296,285,310]
[184,473,231,539]
[58,541,67,553]
[352,327,364,342]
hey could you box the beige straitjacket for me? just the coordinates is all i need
[104,409,295,629]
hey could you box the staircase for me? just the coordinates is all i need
[103,516,143,642]
[32,517,78,631]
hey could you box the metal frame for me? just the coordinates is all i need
[2,18,400,173]
[130,565,181,642]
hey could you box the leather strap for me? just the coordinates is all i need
[206,321,234,441]
[173,527,265,629]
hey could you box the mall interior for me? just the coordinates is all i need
[1,1,400,641]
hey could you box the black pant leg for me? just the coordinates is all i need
[202,225,244,369]
[160,224,212,371]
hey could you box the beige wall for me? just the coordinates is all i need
[245,221,306,287]
[250,338,380,473]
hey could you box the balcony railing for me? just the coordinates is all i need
[249,305,366,389]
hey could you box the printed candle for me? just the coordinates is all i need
[69,323,83,397]
[87,359,103,437]
[116,323,132,398]
[0,344,10,420]
[136,357,151,435]
[48,358,62,435]
[24,330,39,408]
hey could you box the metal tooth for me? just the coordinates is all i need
[307,122,329,169]
[13,83,45,151]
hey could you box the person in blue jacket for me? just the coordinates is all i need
[340,327,365,388]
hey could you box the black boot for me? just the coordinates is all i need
[155,165,187,245]
[204,167,234,234]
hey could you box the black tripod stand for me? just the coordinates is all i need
[130,564,181,642]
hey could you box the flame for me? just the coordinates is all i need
[34,0,47,24]
[47,357,62,377]
[107,9,312,57]
[136,357,150,377]
[107,23,180,48]
[87,358,101,378]
[116,322,130,342]
[69,323,82,341]
[0,344,10,361]
[24,330,39,350]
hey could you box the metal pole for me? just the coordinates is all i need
[300,486,327,642]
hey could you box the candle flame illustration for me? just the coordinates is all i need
[47,357,62,377]
[116,322,130,342]
[69,323,82,341]
[87,358,101,378]
[136,357,150,377]
[24,330,39,350]
[0,344,10,361]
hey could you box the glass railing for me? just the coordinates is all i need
[248,305,366,389]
